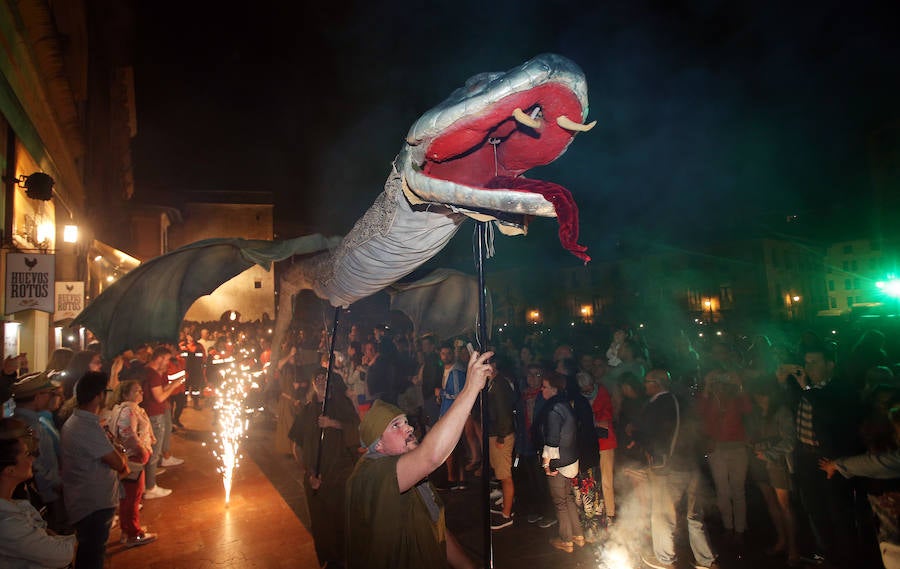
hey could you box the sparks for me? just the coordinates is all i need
[210,348,257,505]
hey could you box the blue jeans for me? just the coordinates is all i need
[147,411,171,488]
[73,507,115,569]
[649,467,716,567]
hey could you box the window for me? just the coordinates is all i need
[848,296,854,307]
[828,280,835,291]
[853,278,860,290]
[845,279,852,290]
[830,297,837,308]
[851,260,858,271]
[843,244,853,254]
[842,261,849,271]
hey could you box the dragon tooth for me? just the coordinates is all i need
[513,108,542,129]
[556,115,597,132]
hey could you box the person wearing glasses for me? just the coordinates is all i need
[634,369,718,569]
[0,417,75,568]
[11,372,66,533]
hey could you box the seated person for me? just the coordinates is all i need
[0,417,75,568]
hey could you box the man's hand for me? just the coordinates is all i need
[308,473,322,491]
[463,350,494,394]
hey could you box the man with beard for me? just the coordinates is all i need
[345,348,493,569]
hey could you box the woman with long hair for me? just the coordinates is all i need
[745,380,798,565]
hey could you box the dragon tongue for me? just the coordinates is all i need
[485,176,591,264]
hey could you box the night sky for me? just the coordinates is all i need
[132,1,900,270]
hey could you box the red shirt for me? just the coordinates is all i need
[697,392,752,442]
[140,369,169,417]
[591,384,618,451]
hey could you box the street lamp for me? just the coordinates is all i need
[787,294,802,320]
[704,299,713,324]
[63,225,79,243]
[877,277,900,298]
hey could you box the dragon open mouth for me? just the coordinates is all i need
[400,54,594,264]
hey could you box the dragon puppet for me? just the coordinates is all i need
[73,53,596,366]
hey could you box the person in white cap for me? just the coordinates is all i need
[345,348,493,569]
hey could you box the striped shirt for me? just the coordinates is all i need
[796,395,818,447]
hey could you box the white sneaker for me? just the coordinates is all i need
[143,485,172,499]
[489,489,502,501]
[160,456,184,467]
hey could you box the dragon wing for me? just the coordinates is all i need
[387,268,492,343]
[72,235,337,360]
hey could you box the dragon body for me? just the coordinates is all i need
[73,54,595,366]
[270,53,594,368]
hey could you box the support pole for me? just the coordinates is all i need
[314,305,342,479]
[474,221,493,569]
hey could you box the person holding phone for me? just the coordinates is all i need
[139,346,185,499]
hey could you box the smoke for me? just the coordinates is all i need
[590,472,653,569]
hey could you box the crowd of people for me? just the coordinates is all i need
[266,319,900,569]
[3,314,900,569]
[0,320,271,568]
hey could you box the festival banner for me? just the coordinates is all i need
[4,253,55,314]
[54,281,84,321]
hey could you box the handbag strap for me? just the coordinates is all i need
[110,404,126,439]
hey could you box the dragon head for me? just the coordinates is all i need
[398,53,594,263]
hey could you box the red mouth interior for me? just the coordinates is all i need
[421,83,590,263]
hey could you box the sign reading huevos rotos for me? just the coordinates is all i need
[5,253,55,314]
[54,281,84,321]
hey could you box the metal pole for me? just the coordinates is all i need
[475,221,493,569]
[314,305,342,478]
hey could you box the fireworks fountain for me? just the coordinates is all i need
[204,349,262,505]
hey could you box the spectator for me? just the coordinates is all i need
[783,342,863,568]
[696,369,752,545]
[419,334,444,429]
[516,364,555,527]
[591,369,618,528]
[745,379,799,565]
[107,380,157,547]
[61,350,102,401]
[61,371,128,569]
[819,405,900,569]
[634,369,718,569]
[140,346,185,499]
[438,343,468,489]
[11,372,65,532]
[0,417,75,568]
[536,371,584,553]
[275,346,302,457]
[487,357,517,530]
